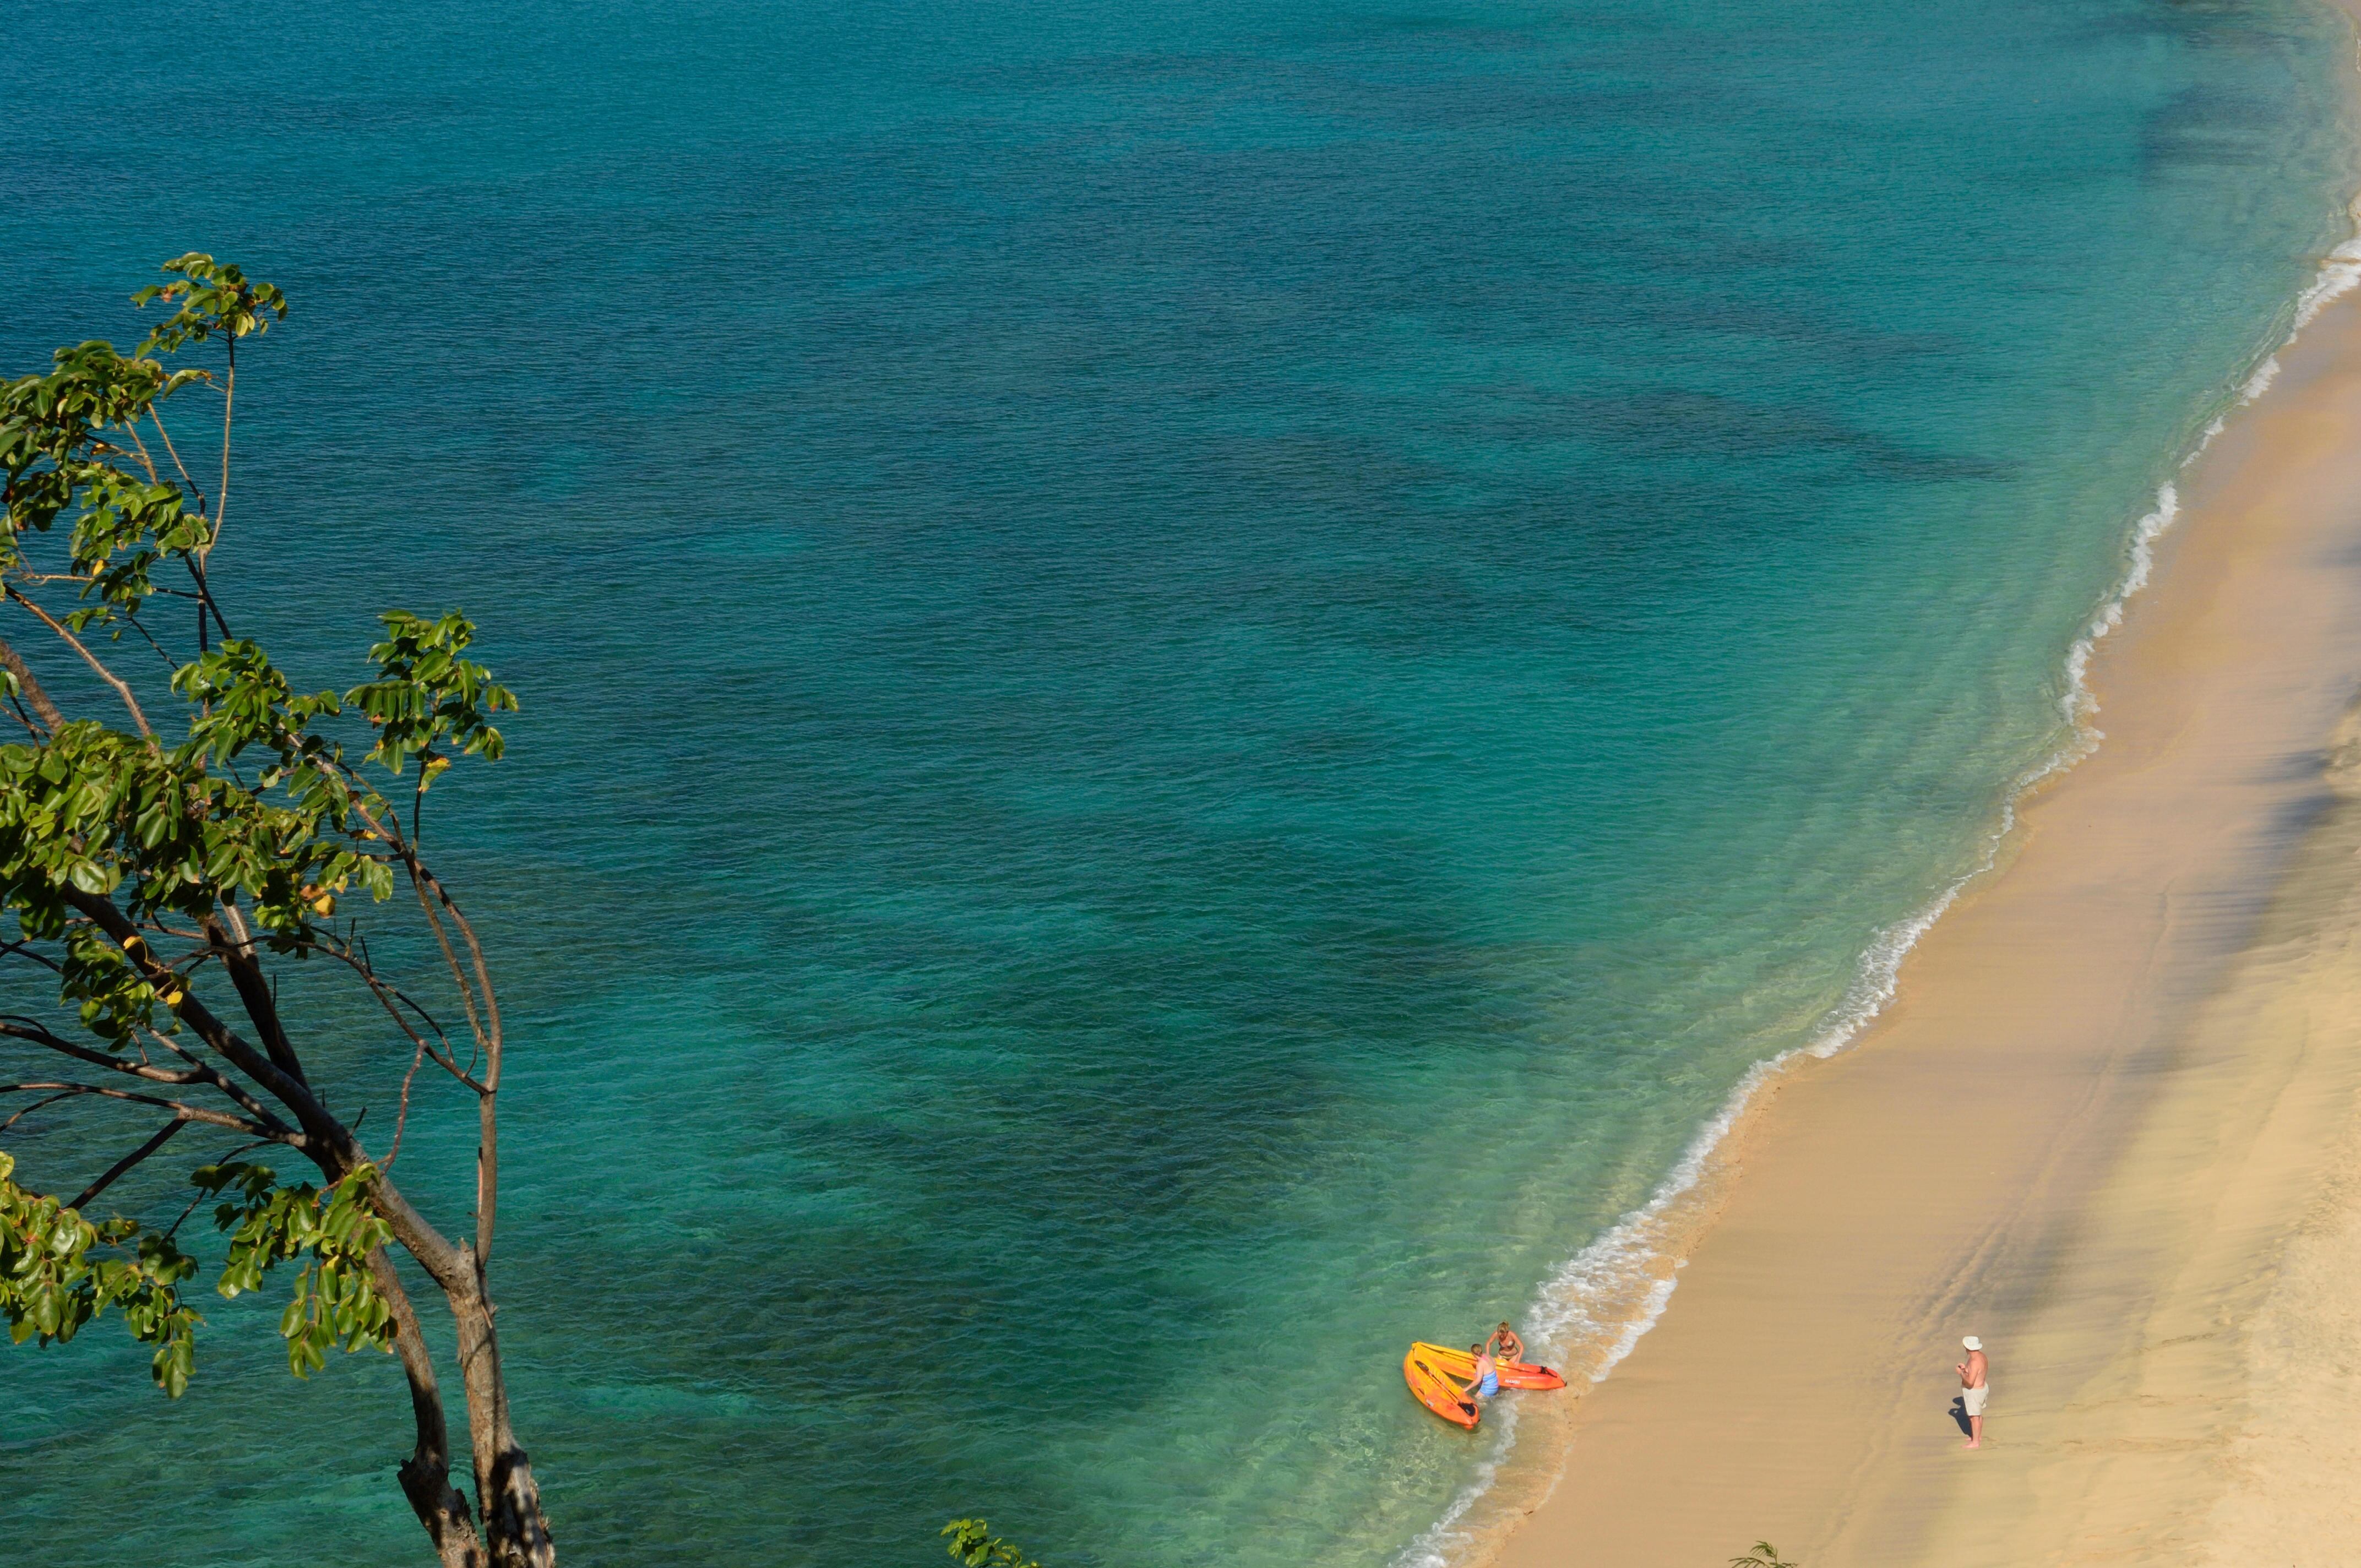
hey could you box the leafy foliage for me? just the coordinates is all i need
[200,1159,396,1375]
[131,252,287,355]
[0,1148,198,1392]
[349,610,514,780]
[0,256,557,1562]
[0,1148,396,1393]
[0,342,195,552]
[1729,1543,1800,1568]
[942,1520,1045,1568]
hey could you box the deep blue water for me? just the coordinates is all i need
[1,1,2355,1565]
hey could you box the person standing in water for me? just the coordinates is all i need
[1468,1342,1499,1400]
[1485,1322,1525,1365]
[1956,1335,1989,1449]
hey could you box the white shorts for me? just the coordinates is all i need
[1962,1384,1989,1417]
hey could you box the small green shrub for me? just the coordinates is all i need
[942,1518,1044,1568]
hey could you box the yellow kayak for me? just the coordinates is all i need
[1403,1343,1479,1429]
[1411,1341,1568,1391]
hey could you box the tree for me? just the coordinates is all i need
[0,254,554,1567]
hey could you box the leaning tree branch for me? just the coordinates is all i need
[341,791,510,1261]
[205,910,309,1088]
[143,404,234,645]
[59,889,478,1294]
[405,862,490,1069]
[112,425,162,487]
[4,590,152,741]
[0,1016,292,1128]
[397,857,505,1266]
[62,889,343,1155]
[0,1081,284,1140]
[303,935,483,1093]
[0,635,66,734]
[425,876,501,1069]
[407,861,506,1268]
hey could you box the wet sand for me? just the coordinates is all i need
[1485,135,2361,1568]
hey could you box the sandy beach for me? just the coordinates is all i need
[1484,77,2361,1568]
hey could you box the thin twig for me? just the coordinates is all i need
[205,337,236,579]
[0,1089,78,1133]
[118,611,183,674]
[301,935,479,1091]
[0,1080,282,1139]
[161,1136,270,1239]
[386,1038,429,1168]
[139,399,231,642]
[118,423,162,486]
[68,1115,188,1210]
[0,1015,237,1095]
[146,404,204,516]
[347,795,489,1066]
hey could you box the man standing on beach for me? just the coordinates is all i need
[1956,1335,1989,1449]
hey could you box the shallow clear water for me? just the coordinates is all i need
[1,1,2355,1564]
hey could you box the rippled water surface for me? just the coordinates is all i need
[1,1,2355,1564]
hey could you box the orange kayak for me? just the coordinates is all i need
[1411,1341,1569,1392]
[1403,1343,1479,1429]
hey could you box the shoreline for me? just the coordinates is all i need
[1456,14,2361,1562]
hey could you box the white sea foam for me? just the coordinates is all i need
[1392,1396,1524,1568]
[1395,200,2361,1568]
[2243,228,2361,401]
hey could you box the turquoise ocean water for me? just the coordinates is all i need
[2,2,2357,1564]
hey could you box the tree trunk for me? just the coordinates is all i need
[371,1249,488,1568]
[451,1266,557,1568]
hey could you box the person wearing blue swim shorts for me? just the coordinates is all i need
[1469,1342,1499,1399]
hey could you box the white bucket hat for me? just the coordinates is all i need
[1962,1335,1983,1351]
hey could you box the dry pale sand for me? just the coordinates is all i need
[1482,157,2361,1568]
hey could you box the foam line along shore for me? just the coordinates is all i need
[1462,17,2361,1562]
[1401,195,2361,1568]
